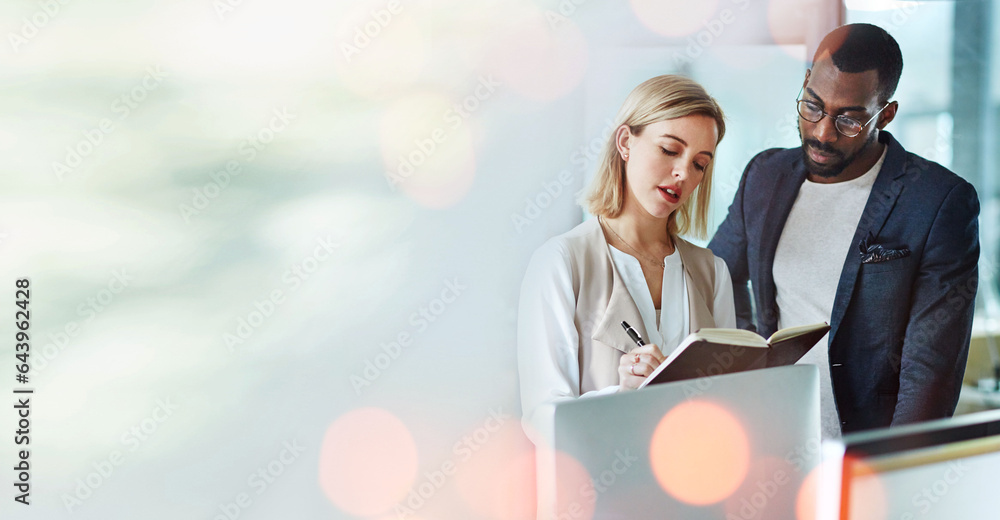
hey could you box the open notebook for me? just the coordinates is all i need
[638,322,830,388]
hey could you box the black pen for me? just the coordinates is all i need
[621,320,645,348]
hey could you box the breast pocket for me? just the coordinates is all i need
[859,255,915,275]
[852,257,916,333]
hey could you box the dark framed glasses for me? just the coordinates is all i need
[795,88,890,138]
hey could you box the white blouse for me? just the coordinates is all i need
[517,236,737,443]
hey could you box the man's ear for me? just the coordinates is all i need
[615,124,632,160]
[877,101,898,129]
[802,70,811,90]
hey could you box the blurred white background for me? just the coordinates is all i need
[0,0,996,519]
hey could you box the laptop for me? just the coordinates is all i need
[550,365,820,519]
[818,408,1000,520]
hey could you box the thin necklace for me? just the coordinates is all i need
[600,216,667,269]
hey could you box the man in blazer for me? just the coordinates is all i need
[709,23,980,435]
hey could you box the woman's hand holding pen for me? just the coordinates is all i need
[618,344,665,390]
[617,320,665,390]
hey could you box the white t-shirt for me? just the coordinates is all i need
[773,148,886,439]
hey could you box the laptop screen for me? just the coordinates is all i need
[820,409,1000,520]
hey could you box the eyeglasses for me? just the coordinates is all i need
[795,88,891,138]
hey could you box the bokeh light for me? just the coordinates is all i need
[844,457,888,520]
[318,408,419,517]
[629,0,721,37]
[551,449,597,520]
[457,440,594,520]
[795,458,888,520]
[493,452,540,519]
[767,0,810,60]
[723,455,798,519]
[795,462,820,520]
[332,0,427,99]
[555,451,597,520]
[454,418,537,519]
[5,1,985,519]
[484,5,587,102]
[845,0,920,11]
[379,92,477,209]
[150,1,341,78]
[649,400,750,505]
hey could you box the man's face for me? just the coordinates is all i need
[798,55,885,179]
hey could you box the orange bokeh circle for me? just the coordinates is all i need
[318,408,419,517]
[649,400,750,505]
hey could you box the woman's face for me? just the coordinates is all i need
[618,114,718,220]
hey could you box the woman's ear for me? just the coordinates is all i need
[615,124,632,161]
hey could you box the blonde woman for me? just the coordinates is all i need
[518,75,737,444]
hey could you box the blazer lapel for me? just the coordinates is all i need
[829,133,906,344]
[758,155,808,334]
[591,226,646,354]
[674,237,717,332]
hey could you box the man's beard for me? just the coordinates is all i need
[799,128,876,178]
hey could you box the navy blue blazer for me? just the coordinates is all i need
[709,132,980,433]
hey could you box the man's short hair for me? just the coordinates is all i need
[814,23,903,103]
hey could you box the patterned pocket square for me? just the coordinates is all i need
[859,232,910,264]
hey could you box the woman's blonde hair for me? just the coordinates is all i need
[583,75,726,239]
